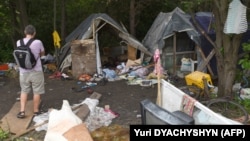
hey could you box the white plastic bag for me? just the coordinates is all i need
[240,88,250,100]
[44,100,82,141]
[180,58,192,72]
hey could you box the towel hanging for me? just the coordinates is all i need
[224,0,247,34]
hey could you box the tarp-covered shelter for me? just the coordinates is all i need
[142,7,202,76]
[142,7,250,77]
[58,13,152,77]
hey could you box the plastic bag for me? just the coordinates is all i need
[240,88,250,100]
[180,58,192,72]
[44,100,82,141]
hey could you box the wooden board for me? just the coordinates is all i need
[71,39,96,78]
[63,92,102,141]
[63,123,93,141]
[0,100,34,134]
[6,92,102,139]
[75,92,102,120]
[89,91,102,100]
[127,44,137,60]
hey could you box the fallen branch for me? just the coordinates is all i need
[7,120,48,141]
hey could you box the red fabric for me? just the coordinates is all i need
[153,49,163,74]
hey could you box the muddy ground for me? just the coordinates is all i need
[1,70,185,140]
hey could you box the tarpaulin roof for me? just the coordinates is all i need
[58,13,152,70]
[65,13,126,42]
[142,7,201,54]
[65,13,152,56]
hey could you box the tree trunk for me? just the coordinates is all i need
[8,0,20,48]
[129,0,136,36]
[60,0,66,42]
[213,0,243,98]
[129,0,154,37]
[17,0,29,30]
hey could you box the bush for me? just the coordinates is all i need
[0,45,14,63]
[0,128,9,140]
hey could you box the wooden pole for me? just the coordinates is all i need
[156,55,162,106]
[156,58,162,106]
[173,33,176,75]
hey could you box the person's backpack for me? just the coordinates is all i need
[13,38,37,69]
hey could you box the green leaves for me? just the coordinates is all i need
[0,128,9,140]
[239,42,250,70]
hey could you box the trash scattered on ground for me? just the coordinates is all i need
[85,107,117,131]
[240,88,250,100]
[33,98,117,133]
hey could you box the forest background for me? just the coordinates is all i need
[0,0,235,62]
[1,0,250,98]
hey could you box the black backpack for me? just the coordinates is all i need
[13,38,37,69]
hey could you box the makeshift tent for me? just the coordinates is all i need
[142,7,250,77]
[58,13,152,76]
[142,7,203,76]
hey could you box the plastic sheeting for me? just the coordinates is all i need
[142,7,201,54]
[44,100,82,141]
[58,13,152,72]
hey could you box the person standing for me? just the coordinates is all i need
[16,24,45,118]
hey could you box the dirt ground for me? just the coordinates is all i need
[4,69,249,140]
[0,70,185,140]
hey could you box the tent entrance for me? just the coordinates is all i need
[161,32,197,75]
[97,25,140,69]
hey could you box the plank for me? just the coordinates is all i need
[196,45,215,77]
[63,123,93,141]
[75,91,102,120]
[0,100,34,134]
[7,92,102,140]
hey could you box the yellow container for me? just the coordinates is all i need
[185,71,213,89]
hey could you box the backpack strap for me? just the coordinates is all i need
[19,38,34,47]
[24,38,35,47]
[20,39,25,46]
[21,38,38,61]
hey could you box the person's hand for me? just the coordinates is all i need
[41,56,46,64]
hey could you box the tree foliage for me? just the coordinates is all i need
[0,0,170,62]
[1,0,250,98]
[0,0,15,62]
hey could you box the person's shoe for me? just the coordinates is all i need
[33,111,43,116]
[17,111,25,118]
